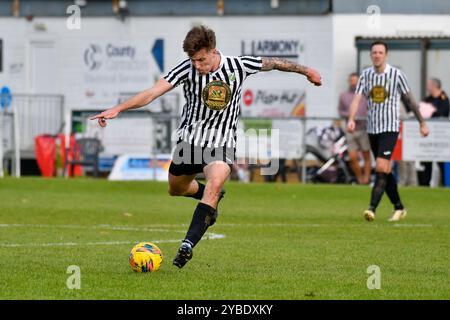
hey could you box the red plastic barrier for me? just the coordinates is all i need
[35,135,56,177]
[62,134,82,177]
[58,134,67,169]
[392,122,403,161]
[35,134,83,177]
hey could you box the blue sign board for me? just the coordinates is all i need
[0,86,12,110]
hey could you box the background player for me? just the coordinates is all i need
[347,41,429,222]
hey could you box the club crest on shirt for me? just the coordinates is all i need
[370,85,389,103]
[202,80,232,111]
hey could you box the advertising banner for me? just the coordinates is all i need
[402,121,450,161]
[108,154,171,181]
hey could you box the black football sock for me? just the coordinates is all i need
[183,202,217,248]
[369,172,388,212]
[385,173,404,210]
[186,181,205,200]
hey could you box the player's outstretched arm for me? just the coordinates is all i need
[90,78,173,127]
[402,92,429,137]
[260,57,322,86]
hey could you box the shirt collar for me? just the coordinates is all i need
[372,63,391,74]
[211,50,225,74]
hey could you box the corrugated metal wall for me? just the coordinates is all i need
[0,0,332,16]
[2,0,450,16]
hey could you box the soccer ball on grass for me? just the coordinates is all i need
[129,242,163,273]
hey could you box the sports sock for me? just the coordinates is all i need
[183,202,217,248]
[385,173,404,210]
[186,181,205,200]
[369,172,388,212]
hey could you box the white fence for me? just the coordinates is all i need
[0,94,65,177]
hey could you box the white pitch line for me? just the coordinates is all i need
[0,233,225,248]
[0,222,436,230]
[0,223,186,233]
[391,223,434,227]
[0,223,225,248]
[0,220,437,248]
[216,223,435,228]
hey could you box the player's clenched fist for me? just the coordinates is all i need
[420,122,429,137]
[306,68,322,86]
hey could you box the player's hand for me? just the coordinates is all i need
[305,68,322,86]
[90,107,120,127]
[347,119,356,133]
[420,122,429,137]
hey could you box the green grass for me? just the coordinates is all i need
[0,178,449,300]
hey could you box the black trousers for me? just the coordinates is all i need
[417,162,445,186]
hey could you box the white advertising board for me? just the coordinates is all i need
[403,121,450,162]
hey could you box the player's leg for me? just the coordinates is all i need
[374,132,406,221]
[366,157,390,220]
[183,161,230,246]
[168,172,204,199]
[201,160,230,208]
[168,142,207,199]
[366,132,404,221]
[385,172,404,210]
[365,134,386,221]
[173,161,230,268]
[385,171,407,222]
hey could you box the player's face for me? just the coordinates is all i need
[190,48,217,75]
[370,45,387,68]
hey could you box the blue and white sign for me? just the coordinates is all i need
[0,86,12,110]
[108,154,172,181]
[151,39,164,73]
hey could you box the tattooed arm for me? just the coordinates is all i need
[402,91,430,137]
[261,57,322,86]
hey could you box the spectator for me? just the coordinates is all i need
[338,73,371,184]
[263,158,287,183]
[418,78,450,186]
[426,78,450,118]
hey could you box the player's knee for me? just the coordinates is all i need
[168,186,184,197]
[375,165,390,174]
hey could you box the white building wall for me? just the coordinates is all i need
[0,16,333,117]
[332,14,450,114]
[2,14,450,119]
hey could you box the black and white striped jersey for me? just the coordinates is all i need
[355,64,410,134]
[163,52,262,148]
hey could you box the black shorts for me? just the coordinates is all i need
[368,132,399,160]
[168,141,235,176]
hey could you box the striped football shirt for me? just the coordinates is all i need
[355,64,410,134]
[163,52,262,148]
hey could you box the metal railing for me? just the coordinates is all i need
[0,94,65,177]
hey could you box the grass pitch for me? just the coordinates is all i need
[0,178,448,300]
